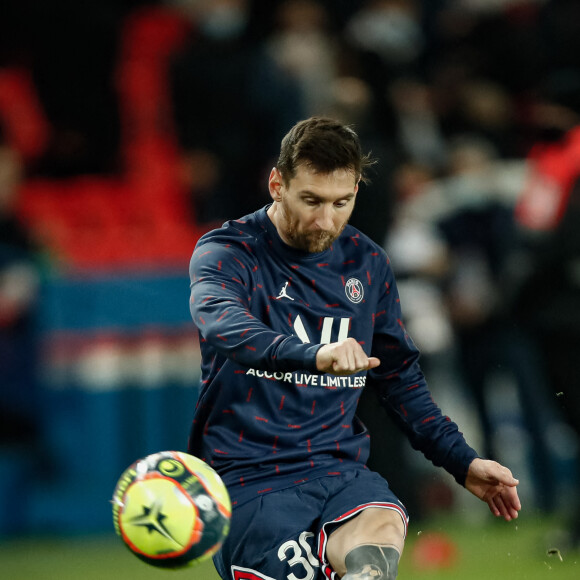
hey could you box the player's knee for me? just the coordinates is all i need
[342,544,399,580]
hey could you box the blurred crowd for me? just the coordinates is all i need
[1,0,580,545]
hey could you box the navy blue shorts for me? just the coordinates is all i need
[213,468,408,580]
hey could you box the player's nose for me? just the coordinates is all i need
[314,205,334,230]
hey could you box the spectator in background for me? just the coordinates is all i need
[383,160,451,361]
[325,75,398,245]
[345,0,425,80]
[385,133,559,513]
[340,0,424,151]
[169,0,304,224]
[434,136,557,513]
[514,69,580,547]
[424,1,546,159]
[0,138,42,445]
[265,0,338,118]
[387,77,448,171]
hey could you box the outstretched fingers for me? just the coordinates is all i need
[466,458,522,522]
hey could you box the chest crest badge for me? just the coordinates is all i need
[345,278,364,304]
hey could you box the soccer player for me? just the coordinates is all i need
[188,117,521,580]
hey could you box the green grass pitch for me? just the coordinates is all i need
[0,514,577,579]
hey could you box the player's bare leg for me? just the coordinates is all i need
[326,507,405,579]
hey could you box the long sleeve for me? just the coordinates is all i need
[190,237,321,372]
[368,257,478,486]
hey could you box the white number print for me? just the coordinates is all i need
[277,532,320,580]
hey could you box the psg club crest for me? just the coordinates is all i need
[345,278,364,304]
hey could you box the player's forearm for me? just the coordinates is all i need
[191,292,321,372]
[381,379,478,485]
[369,306,479,484]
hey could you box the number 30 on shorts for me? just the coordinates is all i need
[278,531,320,580]
[232,531,320,580]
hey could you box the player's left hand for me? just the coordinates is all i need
[465,458,521,521]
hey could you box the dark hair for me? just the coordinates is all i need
[276,117,375,185]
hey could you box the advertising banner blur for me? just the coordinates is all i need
[1,273,201,534]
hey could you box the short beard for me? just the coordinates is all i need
[289,228,343,253]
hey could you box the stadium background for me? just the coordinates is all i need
[1,0,579,578]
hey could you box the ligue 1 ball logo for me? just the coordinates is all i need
[112,451,231,569]
[345,278,364,304]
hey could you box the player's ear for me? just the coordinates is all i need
[268,167,284,201]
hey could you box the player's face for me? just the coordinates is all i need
[268,165,359,253]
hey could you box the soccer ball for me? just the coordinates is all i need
[112,451,231,569]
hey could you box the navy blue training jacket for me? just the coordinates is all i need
[188,206,477,507]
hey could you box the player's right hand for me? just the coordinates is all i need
[315,337,380,376]
[465,458,521,521]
